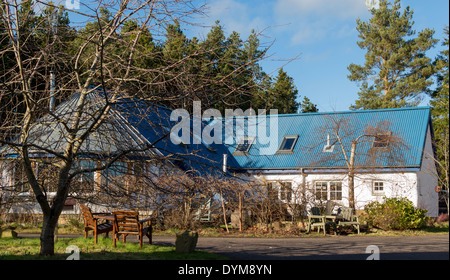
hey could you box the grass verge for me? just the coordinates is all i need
[0,236,228,260]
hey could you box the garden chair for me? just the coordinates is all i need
[306,207,336,235]
[79,204,114,244]
[113,210,152,248]
[337,207,360,234]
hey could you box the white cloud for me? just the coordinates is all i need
[273,0,369,46]
[275,0,367,19]
[198,0,269,38]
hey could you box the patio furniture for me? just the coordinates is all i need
[113,210,152,248]
[80,204,114,244]
[306,207,337,235]
[337,207,360,234]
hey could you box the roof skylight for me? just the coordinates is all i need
[276,135,298,154]
[233,137,255,155]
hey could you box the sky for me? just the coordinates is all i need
[187,0,449,112]
[52,0,449,112]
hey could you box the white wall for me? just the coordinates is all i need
[255,171,421,213]
[252,125,439,217]
[416,125,439,217]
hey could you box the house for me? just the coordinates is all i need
[0,91,439,217]
[0,91,226,215]
[223,106,439,217]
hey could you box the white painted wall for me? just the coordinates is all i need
[416,125,439,217]
[252,125,439,217]
[256,172,419,212]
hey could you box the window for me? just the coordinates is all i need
[314,182,328,200]
[373,181,384,195]
[329,182,342,200]
[233,137,255,155]
[315,181,342,201]
[73,160,95,192]
[279,182,292,202]
[101,161,127,187]
[267,181,293,202]
[373,131,392,148]
[13,161,29,193]
[276,135,298,154]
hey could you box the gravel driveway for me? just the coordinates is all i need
[153,234,449,260]
[17,233,448,260]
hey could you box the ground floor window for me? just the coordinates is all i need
[329,182,342,200]
[314,181,342,201]
[373,181,384,195]
[267,181,293,202]
[279,182,292,202]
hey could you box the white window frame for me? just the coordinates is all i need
[372,131,392,148]
[278,181,293,202]
[276,135,299,154]
[233,137,255,155]
[314,181,343,201]
[267,181,293,203]
[372,181,385,196]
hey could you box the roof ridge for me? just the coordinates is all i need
[270,106,431,118]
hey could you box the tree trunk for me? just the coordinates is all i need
[238,192,242,232]
[348,171,355,211]
[40,211,58,256]
[39,165,72,256]
[348,141,357,211]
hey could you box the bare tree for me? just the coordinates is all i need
[0,0,271,255]
[310,114,408,210]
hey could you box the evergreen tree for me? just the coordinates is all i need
[300,96,318,113]
[270,68,299,114]
[348,0,437,110]
[431,26,449,197]
[431,26,449,132]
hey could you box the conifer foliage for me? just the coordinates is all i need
[348,0,437,110]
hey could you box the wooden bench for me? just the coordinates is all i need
[79,204,114,244]
[113,210,152,248]
[337,207,360,234]
[306,207,337,235]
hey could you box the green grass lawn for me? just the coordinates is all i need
[0,236,228,260]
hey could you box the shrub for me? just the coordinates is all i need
[436,213,449,224]
[364,197,429,230]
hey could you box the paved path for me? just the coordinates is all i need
[154,234,449,260]
[18,233,448,260]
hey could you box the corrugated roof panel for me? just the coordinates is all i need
[0,90,431,174]
[226,107,430,170]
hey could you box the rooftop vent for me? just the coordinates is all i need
[323,134,335,153]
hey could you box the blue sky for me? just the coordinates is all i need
[57,0,449,112]
[188,0,449,112]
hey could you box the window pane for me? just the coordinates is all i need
[330,182,342,200]
[280,182,292,201]
[373,181,384,193]
[373,132,391,148]
[236,139,250,151]
[315,182,328,200]
[280,137,295,150]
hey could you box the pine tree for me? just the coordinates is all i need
[270,68,299,114]
[431,26,449,132]
[431,26,449,201]
[348,0,437,110]
[300,96,318,113]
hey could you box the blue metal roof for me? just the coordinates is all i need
[224,107,431,170]
[1,90,431,174]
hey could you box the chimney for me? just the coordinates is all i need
[223,154,228,173]
[49,71,55,112]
